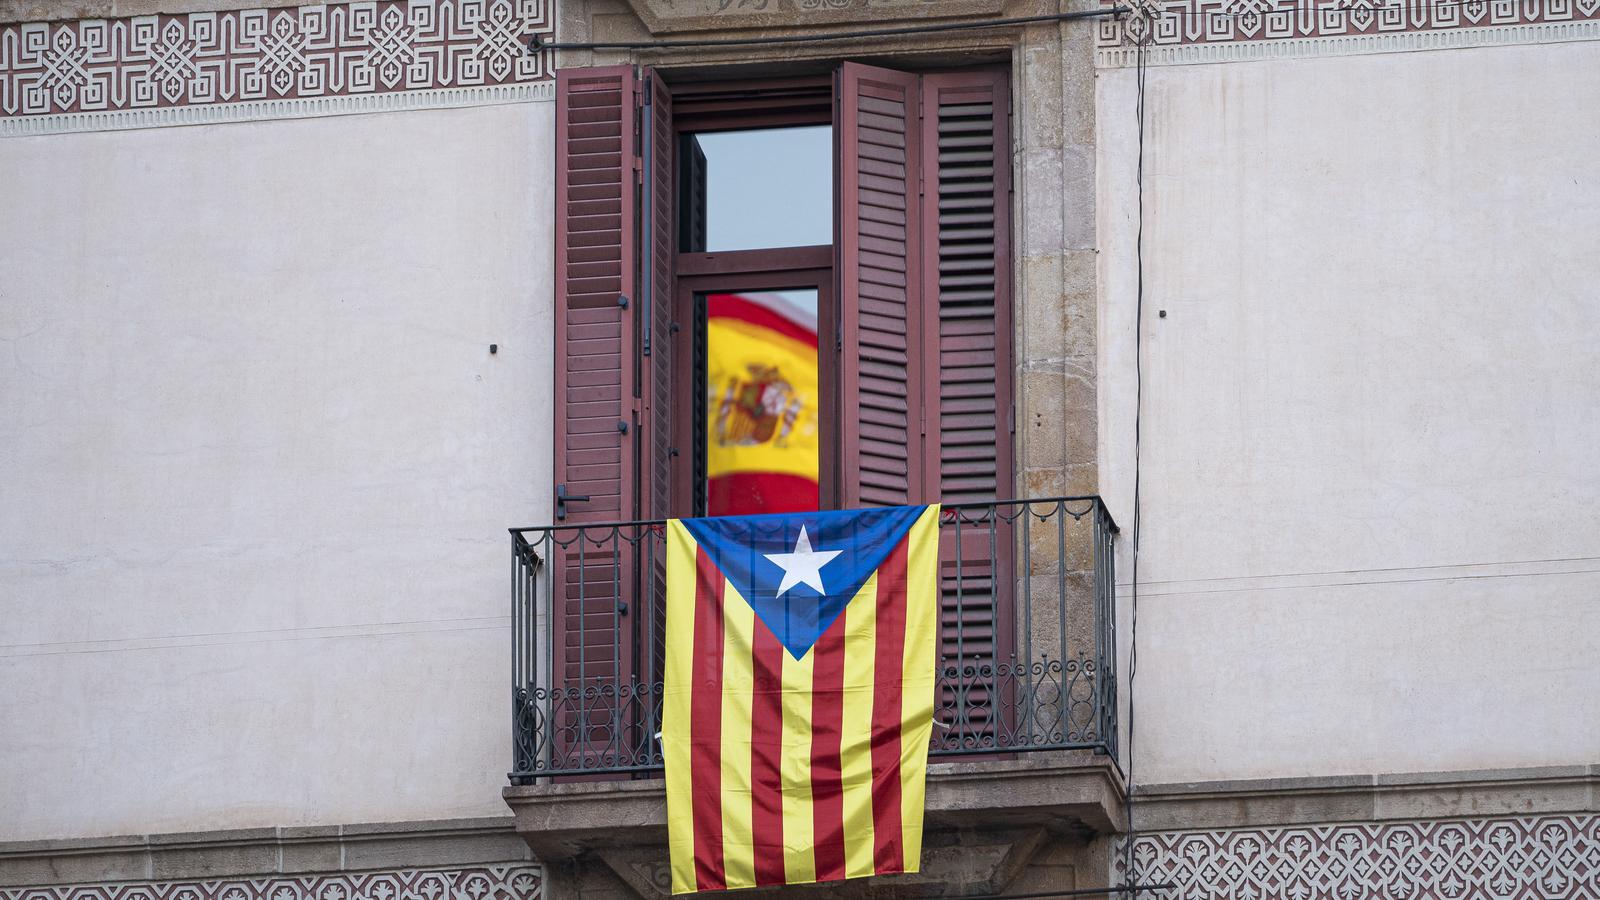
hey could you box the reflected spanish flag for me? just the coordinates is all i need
[705,292,820,516]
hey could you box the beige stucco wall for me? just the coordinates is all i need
[1097,40,1600,784]
[0,100,555,841]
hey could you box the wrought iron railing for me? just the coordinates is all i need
[509,497,1118,781]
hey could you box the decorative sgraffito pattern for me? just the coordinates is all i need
[0,865,541,900]
[0,0,550,124]
[1097,0,1600,52]
[1117,815,1600,899]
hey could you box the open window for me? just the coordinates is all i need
[550,61,1016,742]
[672,90,835,516]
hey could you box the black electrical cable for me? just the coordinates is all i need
[1119,26,1150,899]
[530,7,1128,52]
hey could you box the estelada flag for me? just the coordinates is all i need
[662,505,941,893]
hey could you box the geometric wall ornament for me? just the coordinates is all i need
[0,865,542,900]
[1116,815,1600,899]
[0,0,551,135]
[1096,0,1600,64]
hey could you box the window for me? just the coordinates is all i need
[682,125,833,253]
[550,62,1014,691]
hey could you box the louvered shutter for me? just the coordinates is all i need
[920,70,1016,747]
[923,70,1013,508]
[553,66,640,765]
[837,62,925,509]
[642,72,675,524]
[838,65,1018,747]
[555,65,637,526]
[640,71,675,745]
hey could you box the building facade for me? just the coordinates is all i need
[2,0,1597,897]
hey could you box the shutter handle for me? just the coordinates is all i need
[555,484,591,520]
[618,294,630,309]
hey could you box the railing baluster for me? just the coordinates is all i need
[1055,499,1068,740]
[543,532,555,776]
[1021,502,1035,747]
[610,527,623,764]
[577,528,588,768]
[947,509,960,746]
[987,507,1000,748]
[512,536,521,778]
[645,527,657,768]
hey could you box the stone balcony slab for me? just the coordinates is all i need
[503,754,1124,899]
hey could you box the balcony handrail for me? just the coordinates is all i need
[508,494,1118,536]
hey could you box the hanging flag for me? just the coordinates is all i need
[662,505,941,894]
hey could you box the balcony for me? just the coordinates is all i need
[502,497,1125,897]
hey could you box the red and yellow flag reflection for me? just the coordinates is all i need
[704,292,820,516]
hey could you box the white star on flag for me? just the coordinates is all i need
[763,525,843,597]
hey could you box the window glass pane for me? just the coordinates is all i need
[704,289,820,516]
[683,126,832,252]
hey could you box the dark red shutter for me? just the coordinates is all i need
[837,61,925,509]
[920,69,1016,743]
[922,70,1013,509]
[554,66,677,771]
[642,72,675,523]
[555,64,637,527]
[640,71,675,720]
[553,67,639,767]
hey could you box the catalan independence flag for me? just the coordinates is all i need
[662,505,941,893]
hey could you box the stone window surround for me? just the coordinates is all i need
[546,0,1105,505]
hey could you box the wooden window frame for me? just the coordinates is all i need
[669,80,838,517]
[670,253,837,517]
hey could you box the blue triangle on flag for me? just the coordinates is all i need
[679,505,928,660]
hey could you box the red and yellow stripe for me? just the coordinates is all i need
[662,507,940,893]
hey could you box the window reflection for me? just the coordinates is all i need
[681,126,833,252]
[704,290,820,515]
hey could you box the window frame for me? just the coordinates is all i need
[670,252,836,517]
[549,60,1020,762]
[669,80,840,517]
